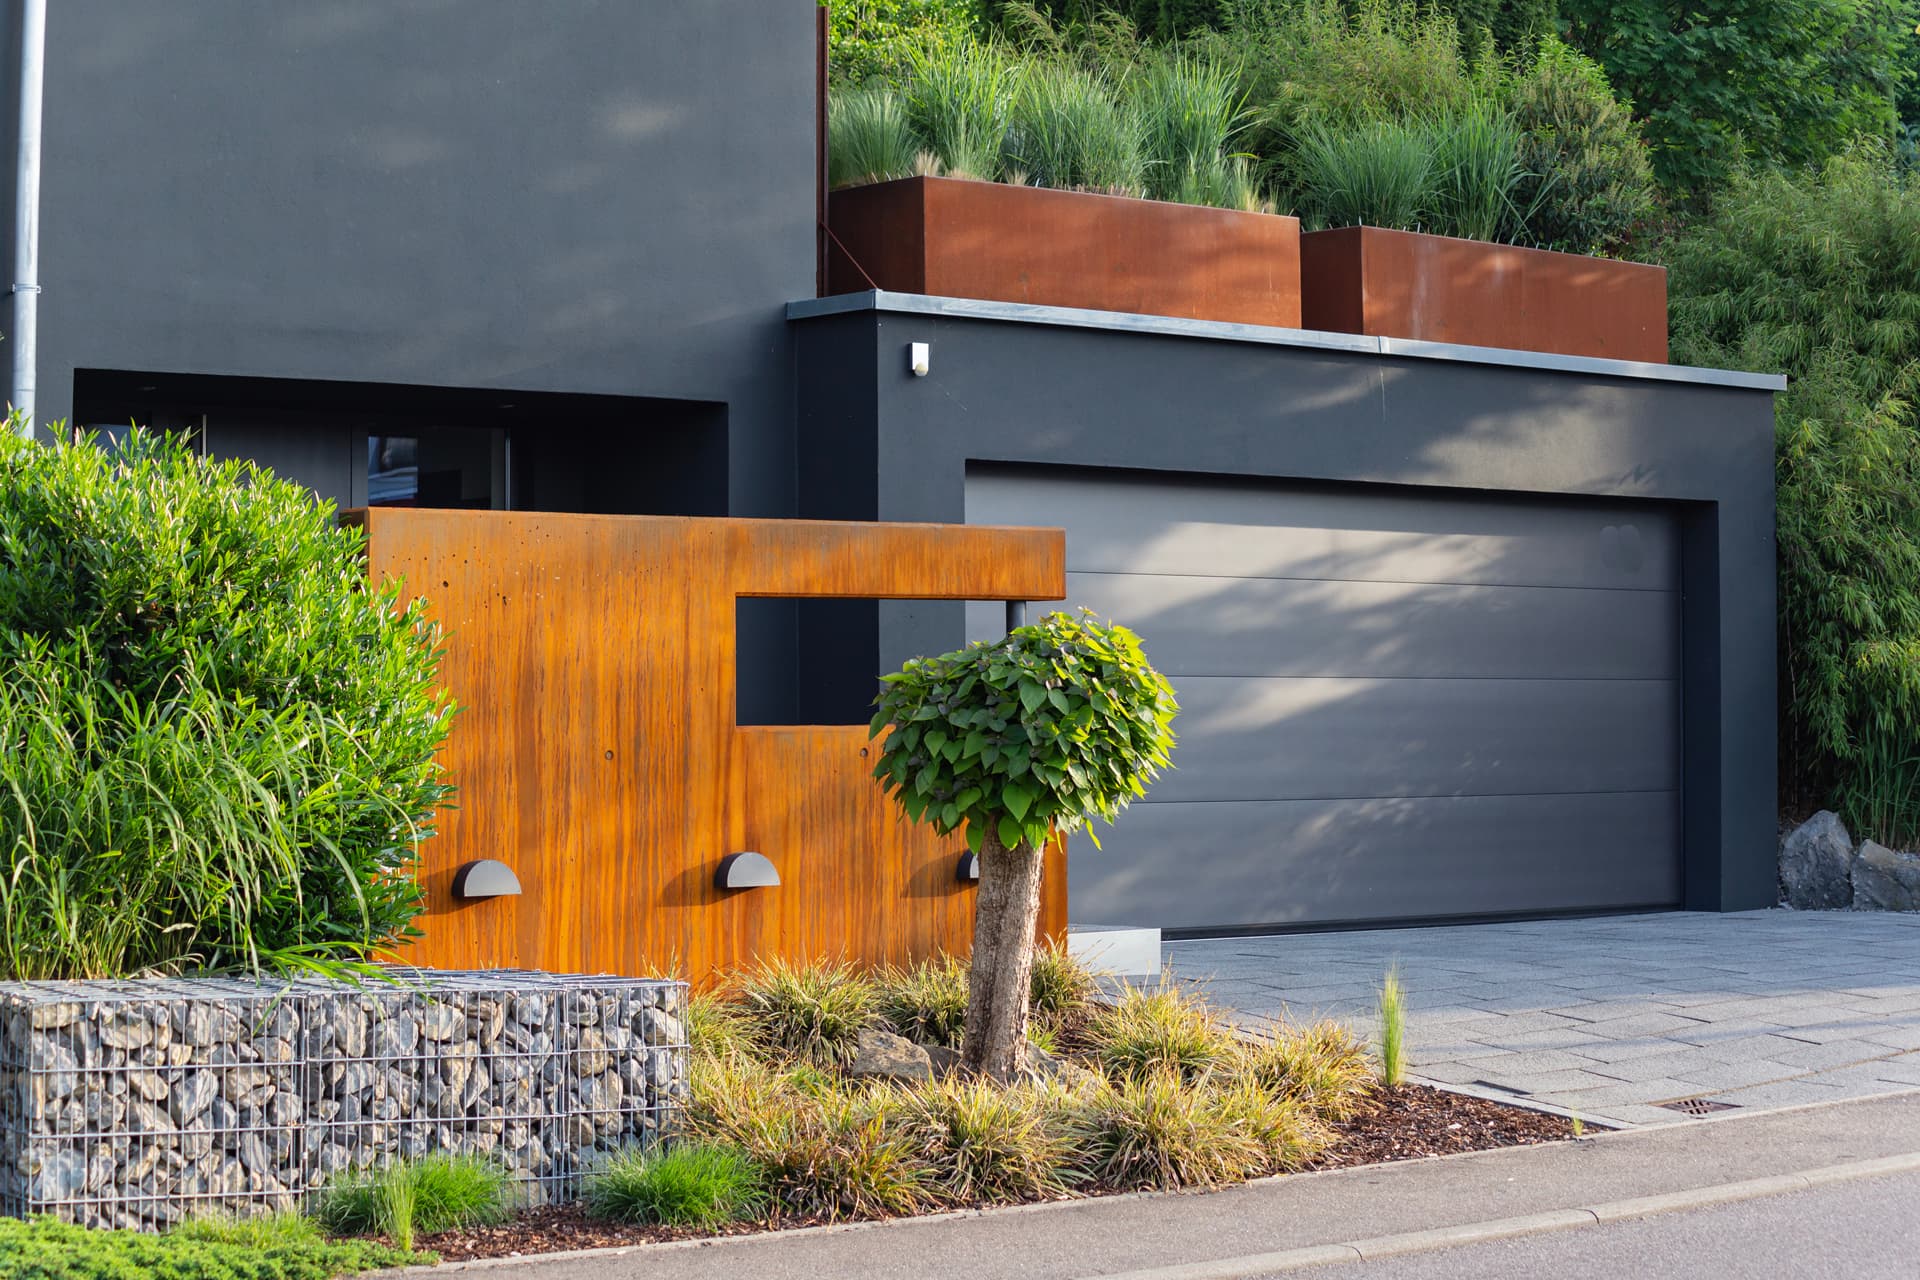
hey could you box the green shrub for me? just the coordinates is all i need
[902,38,1017,180]
[0,1213,427,1278]
[829,87,923,188]
[732,958,880,1069]
[1086,982,1235,1083]
[877,952,971,1049]
[583,1142,766,1228]
[900,1077,1078,1203]
[0,430,451,979]
[827,0,988,89]
[316,1154,512,1243]
[1503,34,1655,253]
[1665,151,1920,842]
[1236,1021,1377,1123]
[1005,61,1148,194]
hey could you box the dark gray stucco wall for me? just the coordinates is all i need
[791,301,1779,913]
[6,0,817,520]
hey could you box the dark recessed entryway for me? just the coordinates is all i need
[72,369,728,518]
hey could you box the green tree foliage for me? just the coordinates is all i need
[872,611,1176,1076]
[826,0,989,87]
[0,430,453,977]
[1442,0,1558,52]
[1665,151,1920,841]
[1505,35,1656,252]
[1562,0,1918,201]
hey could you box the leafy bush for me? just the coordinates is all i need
[583,1142,766,1228]
[1665,150,1920,842]
[877,952,971,1048]
[316,1154,512,1244]
[827,0,988,88]
[1562,0,1914,201]
[829,87,923,188]
[0,430,451,978]
[1236,1021,1377,1123]
[0,1213,428,1278]
[732,958,880,1068]
[1085,982,1235,1083]
[899,1077,1078,1202]
[1504,34,1655,253]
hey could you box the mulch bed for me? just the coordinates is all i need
[412,1084,1591,1262]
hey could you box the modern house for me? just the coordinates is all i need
[0,2,1781,952]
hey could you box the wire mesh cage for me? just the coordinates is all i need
[0,968,687,1230]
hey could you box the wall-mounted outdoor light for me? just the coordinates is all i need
[715,851,780,890]
[451,859,522,900]
[908,341,930,377]
[956,851,980,883]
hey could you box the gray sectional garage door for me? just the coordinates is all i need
[965,466,1684,932]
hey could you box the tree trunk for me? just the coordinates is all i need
[961,825,1047,1081]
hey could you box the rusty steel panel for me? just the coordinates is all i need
[1299,226,1669,363]
[828,176,1302,328]
[353,509,1068,985]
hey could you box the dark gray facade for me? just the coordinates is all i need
[790,294,1780,925]
[4,0,817,521]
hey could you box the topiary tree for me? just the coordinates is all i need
[0,428,453,978]
[871,610,1177,1079]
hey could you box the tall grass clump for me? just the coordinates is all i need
[877,952,971,1049]
[900,1077,1077,1203]
[902,39,1016,180]
[0,429,452,979]
[1068,1069,1321,1189]
[317,1154,512,1246]
[1030,940,1101,1030]
[1376,967,1408,1086]
[1005,61,1147,194]
[1427,102,1525,242]
[583,1142,766,1228]
[1129,53,1264,209]
[1289,117,1434,230]
[731,958,879,1068]
[829,86,922,188]
[1085,980,1236,1083]
[1237,1021,1377,1124]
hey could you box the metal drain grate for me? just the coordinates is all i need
[1658,1097,1740,1116]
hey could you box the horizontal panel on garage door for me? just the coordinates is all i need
[1069,791,1683,931]
[1056,571,1680,681]
[967,467,1679,593]
[1152,675,1678,803]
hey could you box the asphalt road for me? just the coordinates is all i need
[1283,1170,1920,1280]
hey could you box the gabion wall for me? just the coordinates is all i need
[0,968,687,1229]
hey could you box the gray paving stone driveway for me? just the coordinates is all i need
[1165,910,1920,1126]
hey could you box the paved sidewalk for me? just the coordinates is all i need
[1166,910,1920,1126]
[422,1090,1920,1279]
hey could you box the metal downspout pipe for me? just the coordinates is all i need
[11,0,44,435]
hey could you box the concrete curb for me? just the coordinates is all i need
[1089,1150,1920,1278]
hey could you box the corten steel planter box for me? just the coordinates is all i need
[1298,225,1668,363]
[828,176,1302,328]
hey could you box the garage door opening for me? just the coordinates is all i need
[967,463,1684,934]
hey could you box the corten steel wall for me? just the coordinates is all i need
[3,1,816,523]
[1298,226,1670,363]
[788,294,1781,914]
[351,509,1069,983]
[828,177,1303,328]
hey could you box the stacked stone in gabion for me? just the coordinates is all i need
[0,969,686,1230]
